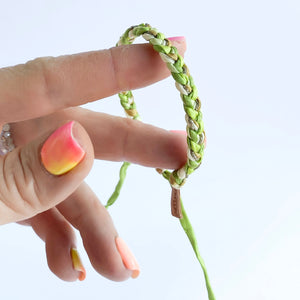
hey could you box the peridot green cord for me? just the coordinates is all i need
[180,200,215,300]
[105,162,131,209]
[105,23,215,300]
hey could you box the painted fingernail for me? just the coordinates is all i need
[41,121,85,175]
[169,130,187,136]
[70,248,86,281]
[115,237,140,279]
[168,36,186,42]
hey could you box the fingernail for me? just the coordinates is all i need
[170,130,187,136]
[115,237,140,279]
[168,36,186,42]
[70,248,86,281]
[41,121,85,175]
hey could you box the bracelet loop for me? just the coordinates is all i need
[116,23,206,217]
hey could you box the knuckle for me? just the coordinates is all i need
[108,46,126,92]
[120,117,135,161]
[24,56,59,106]
[0,149,43,222]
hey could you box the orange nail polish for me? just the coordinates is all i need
[115,237,140,279]
[70,248,86,281]
[41,121,85,175]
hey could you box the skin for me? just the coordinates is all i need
[0,39,187,281]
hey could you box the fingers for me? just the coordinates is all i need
[76,110,188,169]
[12,108,188,170]
[57,182,139,281]
[25,182,139,282]
[26,209,83,281]
[0,121,94,224]
[0,39,186,123]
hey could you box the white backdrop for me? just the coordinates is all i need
[0,0,299,299]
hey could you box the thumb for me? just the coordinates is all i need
[0,121,94,224]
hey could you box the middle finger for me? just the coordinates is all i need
[12,107,188,169]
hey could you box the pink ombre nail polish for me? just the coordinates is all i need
[41,121,85,175]
[168,36,186,42]
[169,130,187,136]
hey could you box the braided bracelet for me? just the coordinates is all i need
[105,24,215,300]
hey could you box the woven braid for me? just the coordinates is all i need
[116,23,205,190]
[109,24,215,300]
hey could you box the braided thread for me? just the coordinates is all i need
[111,24,215,300]
[116,23,205,190]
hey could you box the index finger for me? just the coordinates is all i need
[0,39,186,124]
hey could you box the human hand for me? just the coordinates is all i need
[0,38,187,281]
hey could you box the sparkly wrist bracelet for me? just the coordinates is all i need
[105,24,216,300]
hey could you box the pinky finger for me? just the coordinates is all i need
[27,208,85,281]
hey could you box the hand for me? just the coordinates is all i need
[0,38,187,281]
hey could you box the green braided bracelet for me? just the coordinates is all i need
[105,24,215,300]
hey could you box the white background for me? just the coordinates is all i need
[0,0,299,299]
